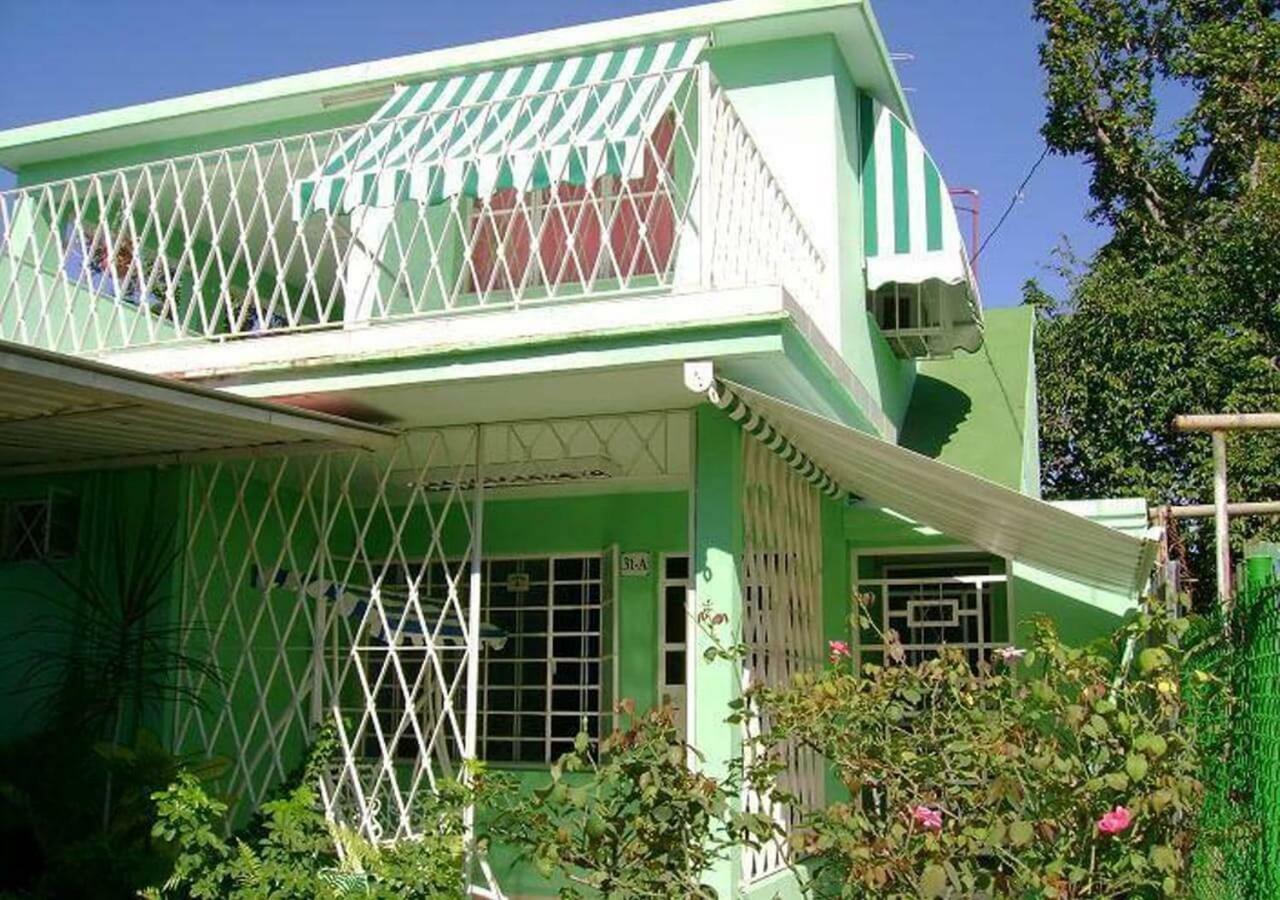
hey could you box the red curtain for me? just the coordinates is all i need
[468,113,676,292]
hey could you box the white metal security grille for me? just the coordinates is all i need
[0,65,823,355]
[739,436,825,884]
[473,555,605,764]
[173,409,688,876]
[856,556,1010,669]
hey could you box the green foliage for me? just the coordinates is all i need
[0,727,226,898]
[143,728,480,900]
[1031,0,1280,605]
[490,702,767,898]
[1035,0,1279,245]
[748,600,1211,898]
[3,486,218,740]
[1032,146,1280,604]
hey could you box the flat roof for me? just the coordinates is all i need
[0,340,396,475]
[0,0,909,171]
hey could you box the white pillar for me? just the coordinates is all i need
[1213,430,1231,605]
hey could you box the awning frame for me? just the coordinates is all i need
[293,37,708,219]
[688,364,1158,597]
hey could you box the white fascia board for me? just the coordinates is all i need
[99,286,795,379]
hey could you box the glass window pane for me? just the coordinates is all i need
[665,651,685,686]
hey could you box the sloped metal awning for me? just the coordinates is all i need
[702,376,1157,597]
[0,340,395,475]
[860,95,982,354]
[292,36,706,218]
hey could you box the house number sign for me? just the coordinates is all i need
[620,552,652,577]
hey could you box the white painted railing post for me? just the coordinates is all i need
[463,424,486,891]
[698,62,714,291]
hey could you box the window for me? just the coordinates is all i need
[361,554,604,765]
[0,494,79,562]
[60,221,179,312]
[658,554,690,738]
[467,114,677,293]
[855,553,1009,668]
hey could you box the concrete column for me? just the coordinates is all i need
[690,404,742,897]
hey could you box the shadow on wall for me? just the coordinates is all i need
[898,375,972,459]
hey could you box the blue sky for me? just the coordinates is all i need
[0,0,1104,306]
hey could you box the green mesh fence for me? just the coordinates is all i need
[1188,556,1280,899]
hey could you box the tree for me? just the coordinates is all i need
[1031,0,1280,603]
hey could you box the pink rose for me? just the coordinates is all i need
[828,639,851,662]
[996,646,1027,663]
[1097,806,1133,835]
[911,805,943,831]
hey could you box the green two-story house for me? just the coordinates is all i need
[0,0,1156,895]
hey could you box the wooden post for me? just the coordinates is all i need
[1213,431,1231,605]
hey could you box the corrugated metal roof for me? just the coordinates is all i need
[714,379,1158,597]
[0,341,395,474]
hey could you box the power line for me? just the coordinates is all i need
[972,144,1051,263]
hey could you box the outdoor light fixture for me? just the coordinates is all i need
[407,455,623,492]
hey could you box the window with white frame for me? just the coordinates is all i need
[0,493,79,563]
[854,553,1010,668]
[360,554,604,765]
[658,554,690,738]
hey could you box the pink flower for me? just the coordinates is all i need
[828,640,851,662]
[1097,806,1133,835]
[996,646,1027,663]
[911,805,943,831]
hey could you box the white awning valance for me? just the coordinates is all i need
[293,37,707,219]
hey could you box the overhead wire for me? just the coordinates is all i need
[972,144,1051,262]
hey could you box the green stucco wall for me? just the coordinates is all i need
[0,468,184,745]
[708,36,916,431]
[899,306,1037,490]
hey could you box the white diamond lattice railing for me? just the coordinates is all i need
[173,410,687,873]
[0,66,823,356]
[738,435,825,885]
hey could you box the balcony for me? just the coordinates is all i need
[0,63,825,364]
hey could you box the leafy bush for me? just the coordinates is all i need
[0,727,225,898]
[747,600,1211,898]
[490,702,769,898]
[144,729,482,899]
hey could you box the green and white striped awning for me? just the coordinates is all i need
[700,377,1157,597]
[293,37,706,220]
[859,95,982,350]
[708,379,846,500]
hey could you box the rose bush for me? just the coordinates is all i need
[743,599,1213,898]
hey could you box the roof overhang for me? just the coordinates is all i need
[0,341,396,476]
[0,0,909,172]
[696,373,1159,597]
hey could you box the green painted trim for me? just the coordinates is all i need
[890,115,910,254]
[924,155,943,252]
[778,322,879,435]
[858,91,878,258]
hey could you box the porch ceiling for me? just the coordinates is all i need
[0,340,396,476]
